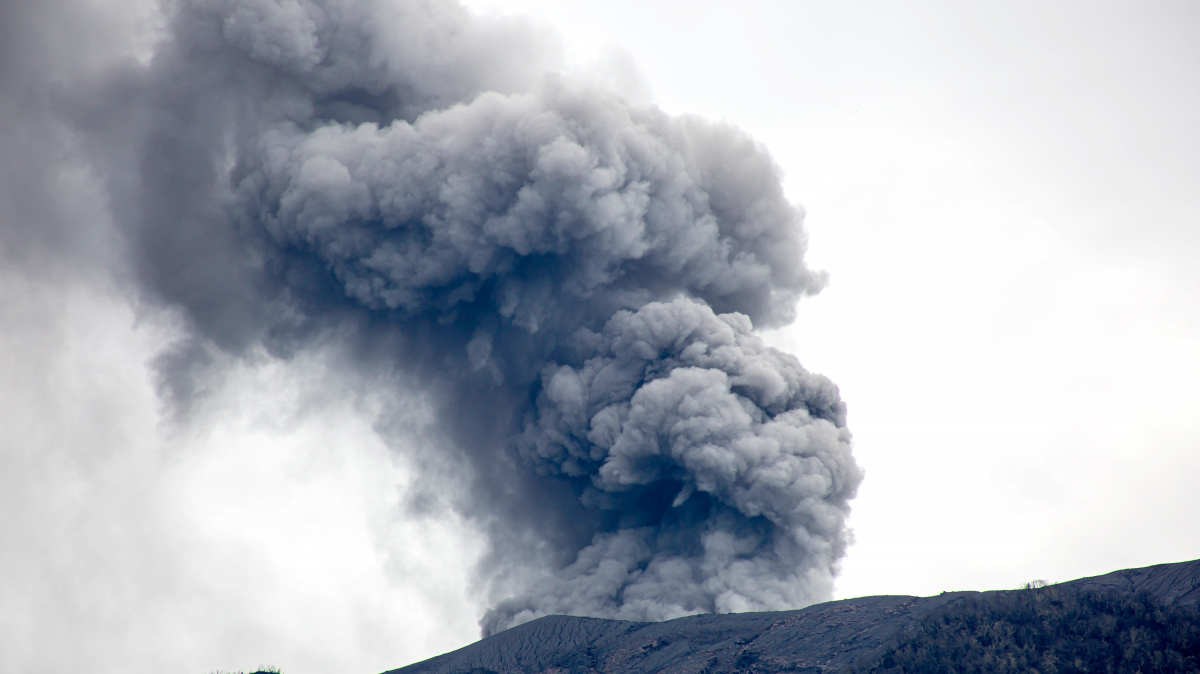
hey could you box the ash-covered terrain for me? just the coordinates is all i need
[385,558,1200,674]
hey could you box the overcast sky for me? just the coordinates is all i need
[456,0,1200,598]
[1,2,1198,674]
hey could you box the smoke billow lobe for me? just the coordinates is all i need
[87,0,863,636]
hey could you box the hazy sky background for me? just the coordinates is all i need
[1,2,1197,673]
[456,0,1200,599]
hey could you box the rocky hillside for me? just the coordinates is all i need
[384,559,1200,674]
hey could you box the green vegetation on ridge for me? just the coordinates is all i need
[846,585,1200,674]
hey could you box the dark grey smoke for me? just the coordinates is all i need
[62,0,862,635]
[484,299,858,632]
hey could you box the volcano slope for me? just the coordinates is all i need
[383,558,1200,674]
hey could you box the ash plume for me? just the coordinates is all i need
[56,0,863,635]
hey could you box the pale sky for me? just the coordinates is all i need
[1,2,1197,674]
[456,0,1200,600]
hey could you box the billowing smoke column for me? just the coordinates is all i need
[487,300,858,633]
[82,0,863,635]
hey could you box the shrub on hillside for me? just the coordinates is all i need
[845,585,1200,674]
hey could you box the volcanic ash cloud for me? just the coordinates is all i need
[65,0,864,636]
[484,298,859,634]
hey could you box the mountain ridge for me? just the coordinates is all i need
[385,558,1200,674]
